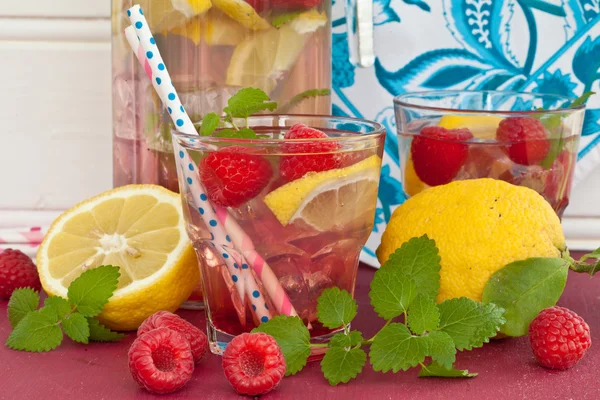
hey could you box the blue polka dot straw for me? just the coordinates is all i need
[125,5,273,327]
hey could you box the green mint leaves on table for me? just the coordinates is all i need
[253,236,507,385]
[6,265,125,352]
[482,248,600,337]
[197,87,329,138]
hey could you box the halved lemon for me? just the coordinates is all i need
[264,156,382,231]
[226,24,306,94]
[36,185,199,331]
[438,115,503,139]
[211,0,270,30]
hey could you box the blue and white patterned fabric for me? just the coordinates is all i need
[332,0,600,267]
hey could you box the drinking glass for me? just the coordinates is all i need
[173,115,385,355]
[394,90,585,217]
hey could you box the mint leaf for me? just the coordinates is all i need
[7,288,39,328]
[425,331,456,369]
[381,235,441,299]
[419,361,477,378]
[329,331,363,348]
[438,298,505,351]
[67,265,120,317]
[62,312,90,344]
[482,257,568,336]
[44,296,72,319]
[6,307,63,352]
[277,88,331,113]
[370,323,429,373]
[271,11,302,28]
[223,88,277,119]
[570,91,595,107]
[369,268,417,320]
[87,318,125,342]
[200,112,220,136]
[407,294,440,335]
[252,316,310,376]
[321,347,366,385]
[214,128,258,139]
[316,287,357,329]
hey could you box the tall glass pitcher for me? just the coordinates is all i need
[111,0,373,191]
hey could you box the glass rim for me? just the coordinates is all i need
[393,90,585,114]
[172,114,387,147]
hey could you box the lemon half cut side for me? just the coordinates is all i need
[36,185,199,331]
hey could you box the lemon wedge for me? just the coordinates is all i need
[170,9,248,46]
[289,9,328,34]
[264,156,382,231]
[403,154,427,197]
[226,24,306,93]
[36,185,199,331]
[438,115,503,139]
[135,0,212,32]
[211,0,270,30]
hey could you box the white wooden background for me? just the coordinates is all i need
[0,1,599,248]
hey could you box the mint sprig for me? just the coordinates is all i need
[6,265,124,352]
[255,236,506,385]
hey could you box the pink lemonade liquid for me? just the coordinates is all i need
[399,133,579,217]
[176,120,385,354]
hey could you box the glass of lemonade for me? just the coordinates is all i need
[172,115,385,354]
[394,90,586,217]
[112,0,333,307]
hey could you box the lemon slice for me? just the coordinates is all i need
[289,9,328,34]
[211,0,270,30]
[135,0,212,32]
[171,9,248,46]
[226,24,306,93]
[264,156,382,231]
[36,185,199,331]
[438,115,503,139]
[403,154,427,197]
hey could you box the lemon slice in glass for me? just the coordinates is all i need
[438,115,503,140]
[36,185,199,331]
[171,9,249,46]
[264,155,382,232]
[211,0,270,30]
[134,0,212,32]
[226,24,306,94]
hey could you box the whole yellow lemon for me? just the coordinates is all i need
[376,179,565,303]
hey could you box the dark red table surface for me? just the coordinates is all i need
[1,254,599,400]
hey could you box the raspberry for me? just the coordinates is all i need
[280,123,342,182]
[496,117,550,165]
[138,311,208,364]
[410,126,473,186]
[128,327,194,394]
[529,306,591,370]
[222,332,286,396]
[199,148,272,207]
[0,249,41,299]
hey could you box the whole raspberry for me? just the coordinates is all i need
[200,147,272,207]
[222,332,286,396]
[529,306,591,370]
[280,123,342,182]
[0,249,41,299]
[410,126,473,186]
[128,327,194,394]
[138,311,208,363]
[496,117,550,165]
